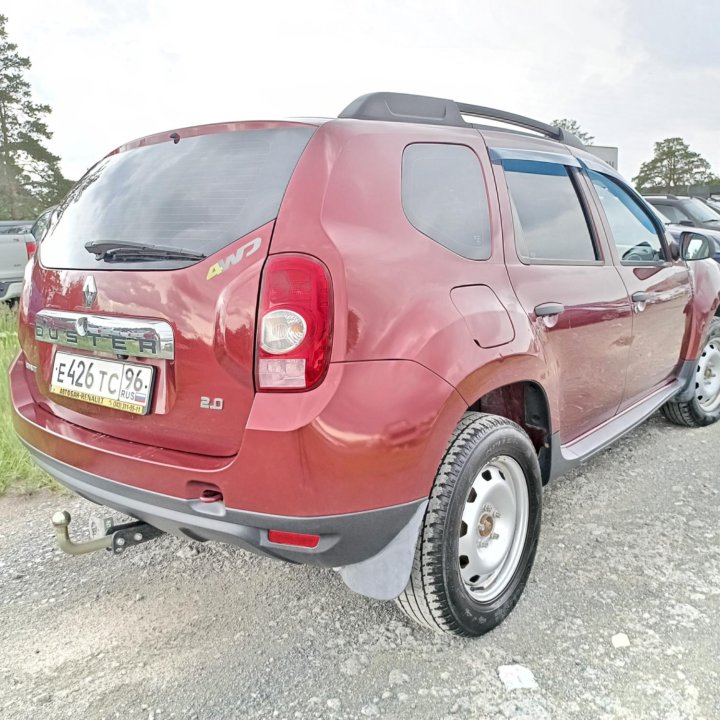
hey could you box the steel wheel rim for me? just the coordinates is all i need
[458,455,529,603]
[695,339,720,413]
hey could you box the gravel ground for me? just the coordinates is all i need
[1,413,719,720]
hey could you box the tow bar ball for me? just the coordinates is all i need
[51,510,163,556]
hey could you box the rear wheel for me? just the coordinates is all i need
[662,317,720,428]
[396,413,542,637]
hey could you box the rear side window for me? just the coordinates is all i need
[402,143,491,260]
[503,160,597,263]
[41,127,315,270]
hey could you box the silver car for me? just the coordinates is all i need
[0,220,34,302]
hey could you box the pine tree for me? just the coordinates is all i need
[0,14,71,220]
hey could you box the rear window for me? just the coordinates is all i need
[401,143,491,260]
[0,224,30,235]
[40,126,315,269]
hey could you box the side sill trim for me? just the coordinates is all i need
[548,379,681,482]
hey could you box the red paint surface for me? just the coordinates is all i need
[11,117,720,519]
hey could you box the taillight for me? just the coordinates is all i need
[25,239,36,258]
[256,254,333,391]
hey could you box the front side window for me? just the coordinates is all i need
[589,171,665,264]
[401,143,491,260]
[503,160,597,263]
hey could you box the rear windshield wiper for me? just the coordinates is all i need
[84,240,207,262]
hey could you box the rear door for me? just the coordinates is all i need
[492,147,633,444]
[18,122,316,457]
[585,169,691,409]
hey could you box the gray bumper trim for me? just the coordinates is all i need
[0,277,23,299]
[23,440,425,569]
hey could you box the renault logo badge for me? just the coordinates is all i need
[82,276,97,307]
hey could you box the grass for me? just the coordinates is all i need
[0,303,56,494]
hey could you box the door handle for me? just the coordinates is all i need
[534,302,565,317]
[631,291,650,303]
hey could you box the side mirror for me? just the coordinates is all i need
[680,232,713,261]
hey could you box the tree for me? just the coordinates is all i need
[550,118,594,145]
[633,137,719,191]
[0,14,72,220]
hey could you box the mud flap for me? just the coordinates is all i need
[338,500,427,601]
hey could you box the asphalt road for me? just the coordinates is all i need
[1,413,719,719]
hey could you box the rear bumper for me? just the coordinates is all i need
[11,352,464,516]
[0,278,23,301]
[23,440,424,568]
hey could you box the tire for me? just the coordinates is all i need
[662,317,720,428]
[396,412,542,637]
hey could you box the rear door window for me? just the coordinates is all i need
[41,126,315,270]
[503,160,598,263]
[401,143,491,260]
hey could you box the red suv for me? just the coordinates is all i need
[11,93,720,637]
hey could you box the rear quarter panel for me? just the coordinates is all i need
[272,119,557,426]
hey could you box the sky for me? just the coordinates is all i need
[4,0,720,183]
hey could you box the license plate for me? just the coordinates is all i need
[50,351,155,415]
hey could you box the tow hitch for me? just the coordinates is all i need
[51,510,164,556]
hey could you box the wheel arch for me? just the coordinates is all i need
[683,261,720,359]
[465,379,554,484]
[450,356,557,484]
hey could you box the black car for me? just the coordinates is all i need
[698,196,720,215]
[644,194,720,230]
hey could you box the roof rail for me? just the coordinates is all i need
[338,92,585,149]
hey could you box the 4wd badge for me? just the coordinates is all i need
[206,237,262,280]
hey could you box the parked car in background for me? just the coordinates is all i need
[653,206,720,264]
[697,196,720,215]
[11,92,720,637]
[644,194,720,230]
[0,220,35,303]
